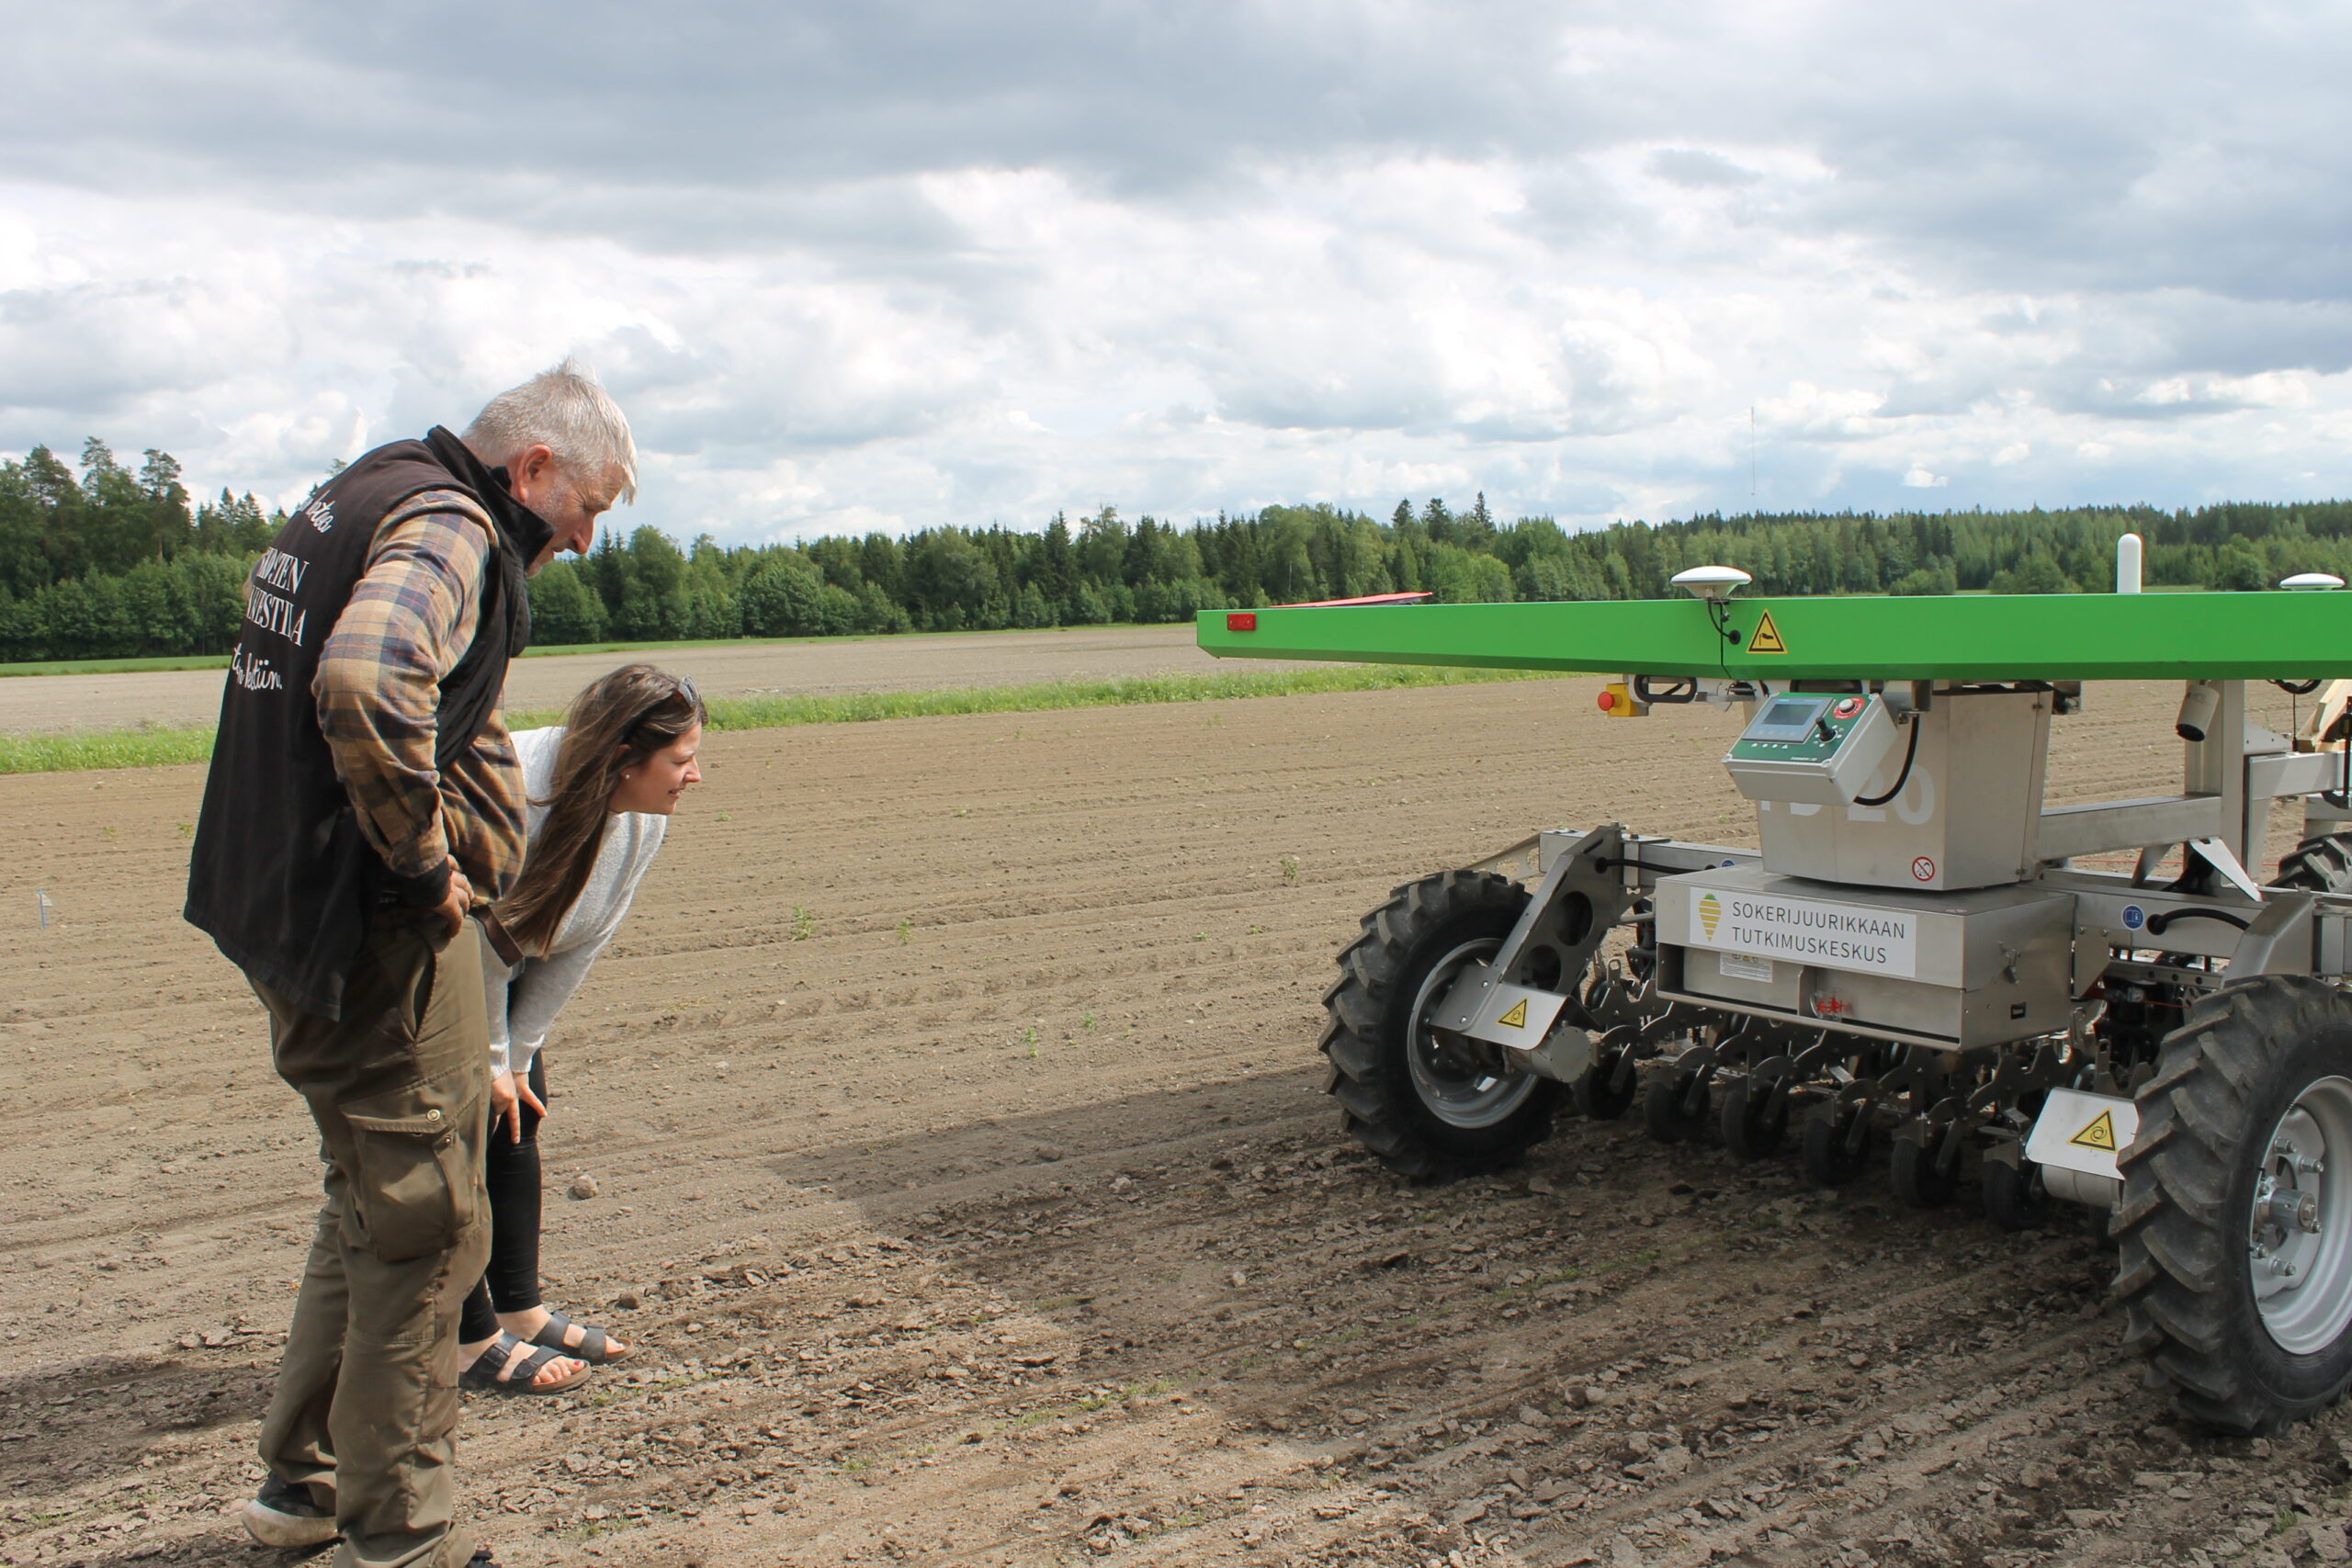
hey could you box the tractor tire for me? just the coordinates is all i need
[1802,1100,1872,1187]
[1321,870,1565,1180]
[2114,975,2352,1433]
[1719,1077,1790,1159]
[2273,831,2352,894]
[1981,1154,2051,1232]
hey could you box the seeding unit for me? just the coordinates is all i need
[1199,555,2352,1433]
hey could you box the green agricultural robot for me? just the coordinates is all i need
[1198,556,2352,1434]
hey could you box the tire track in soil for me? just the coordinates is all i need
[6,676,2352,1567]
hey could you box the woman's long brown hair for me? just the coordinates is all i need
[495,664,706,956]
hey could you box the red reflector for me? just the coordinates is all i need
[1227,612,1258,632]
[1596,690,1616,712]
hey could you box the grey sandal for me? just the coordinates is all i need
[527,1308,630,1365]
[461,1330,590,1394]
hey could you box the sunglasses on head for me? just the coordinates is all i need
[626,674,701,740]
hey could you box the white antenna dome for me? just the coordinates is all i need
[1670,565,1753,602]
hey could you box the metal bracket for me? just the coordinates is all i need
[2228,890,2320,978]
[2188,837,2265,902]
[1430,824,1634,1035]
[2320,910,2350,977]
[1467,834,1544,882]
[1428,969,1571,1046]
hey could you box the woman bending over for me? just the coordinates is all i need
[458,665,705,1392]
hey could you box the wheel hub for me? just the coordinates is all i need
[2249,1077,2352,1354]
[1407,937,1539,1130]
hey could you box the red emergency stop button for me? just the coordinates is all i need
[1597,690,1617,712]
[1833,696,1864,718]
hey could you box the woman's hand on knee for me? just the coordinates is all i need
[491,1066,548,1142]
[490,1069,523,1143]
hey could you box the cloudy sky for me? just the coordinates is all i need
[3,1,2348,544]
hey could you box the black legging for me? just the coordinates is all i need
[458,1054,547,1346]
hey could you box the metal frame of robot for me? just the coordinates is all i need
[1428,672,2352,1201]
[1195,570,2352,1211]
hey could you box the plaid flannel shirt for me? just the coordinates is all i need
[314,490,528,904]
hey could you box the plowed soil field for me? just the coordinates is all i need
[5,672,2351,1568]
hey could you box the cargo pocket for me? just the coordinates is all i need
[338,1073,481,1262]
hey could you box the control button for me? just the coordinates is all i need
[1833,696,1864,719]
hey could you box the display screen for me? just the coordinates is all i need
[1745,695,1829,742]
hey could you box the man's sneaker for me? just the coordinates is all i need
[239,1475,337,1548]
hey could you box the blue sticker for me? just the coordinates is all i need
[2122,904,2146,931]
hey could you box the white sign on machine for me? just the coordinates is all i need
[1463,982,1570,1047]
[2026,1089,2139,1182]
[1684,886,1918,979]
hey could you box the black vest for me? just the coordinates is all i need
[183,427,552,1020]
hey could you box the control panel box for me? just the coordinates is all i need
[1724,692,1901,806]
[1652,863,2077,1049]
[1751,687,2052,891]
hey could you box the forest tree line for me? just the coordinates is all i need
[4,437,2350,661]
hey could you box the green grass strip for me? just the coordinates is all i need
[0,724,220,773]
[0,654,235,677]
[510,663,1559,730]
[503,623,1152,660]
[1,664,1564,775]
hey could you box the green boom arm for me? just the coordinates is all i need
[1195,592,2352,682]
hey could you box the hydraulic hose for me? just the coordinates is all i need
[1853,714,1921,808]
[2144,908,2254,936]
[1633,674,1699,705]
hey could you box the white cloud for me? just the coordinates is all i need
[1,0,2349,540]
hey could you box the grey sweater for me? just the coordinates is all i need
[483,727,669,1077]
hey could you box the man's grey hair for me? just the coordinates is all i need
[463,357,638,503]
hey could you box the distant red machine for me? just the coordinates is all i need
[1274,592,1434,608]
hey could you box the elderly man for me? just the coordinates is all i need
[184,361,636,1568]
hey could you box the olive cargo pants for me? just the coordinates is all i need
[251,913,491,1568]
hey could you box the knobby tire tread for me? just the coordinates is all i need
[1321,869,1563,1180]
[2113,975,2352,1432]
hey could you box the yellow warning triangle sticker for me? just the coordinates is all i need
[2069,1110,2117,1152]
[1747,609,1788,655]
[1494,998,1529,1030]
